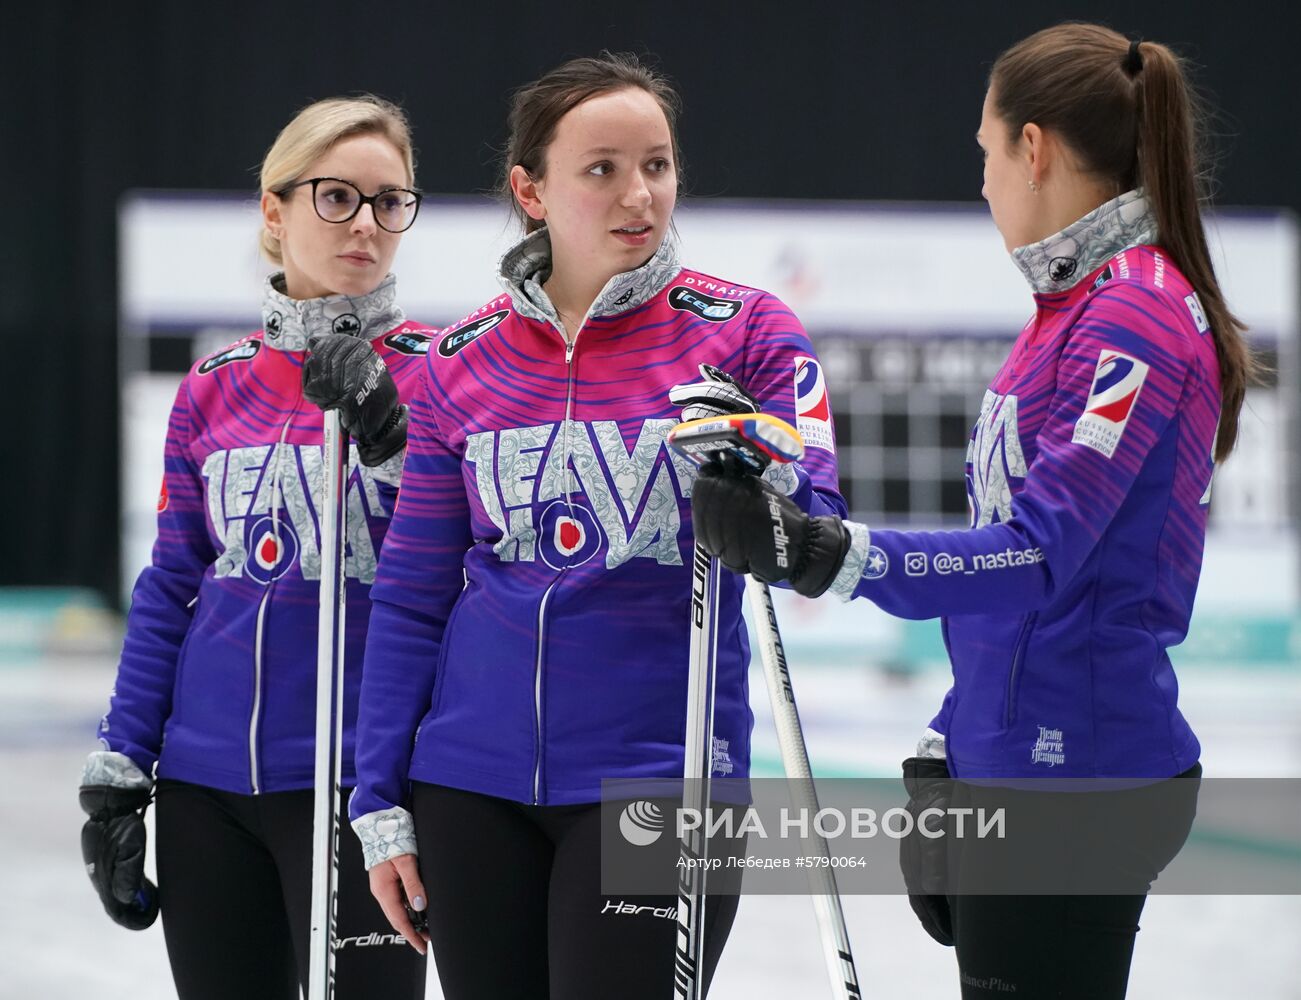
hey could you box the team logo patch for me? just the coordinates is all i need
[1049,257,1078,282]
[1091,266,1113,292]
[265,311,283,339]
[244,515,300,585]
[156,476,169,513]
[862,545,889,580]
[331,313,361,336]
[383,330,432,356]
[1071,350,1149,459]
[667,286,743,323]
[793,356,835,452]
[438,310,509,358]
[537,499,604,570]
[197,340,260,375]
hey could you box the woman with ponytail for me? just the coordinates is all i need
[688,22,1253,998]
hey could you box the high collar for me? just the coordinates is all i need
[1011,190,1157,296]
[259,272,405,352]
[496,228,682,329]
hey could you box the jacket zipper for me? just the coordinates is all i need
[1003,612,1038,729]
[532,328,581,804]
[249,591,270,793]
[250,414,296,794]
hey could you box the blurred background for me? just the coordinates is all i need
[3,1,1297,997]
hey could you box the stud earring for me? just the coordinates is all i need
[1028,180,1039,193]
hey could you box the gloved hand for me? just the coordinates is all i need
[79,753,159,931]
[303,333,407,466]
[668,364,759,421]
[690,464,850,597]
[899,736,954,947]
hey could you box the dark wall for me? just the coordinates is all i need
[5,0,1294,604]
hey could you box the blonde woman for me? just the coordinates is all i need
[79,95,432,999]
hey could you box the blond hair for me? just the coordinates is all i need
[259,95,416,264]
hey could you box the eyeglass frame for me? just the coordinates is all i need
[275,176,424,233]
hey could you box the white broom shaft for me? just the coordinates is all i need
[674,543,721,1000]
[746,577,862,1000]
[308,412,348,1000]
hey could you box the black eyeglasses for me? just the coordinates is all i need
[277,177,423,233]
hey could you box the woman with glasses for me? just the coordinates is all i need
[78,95,431,999]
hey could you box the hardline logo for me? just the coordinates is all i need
[353,355,386,406]
[601,899,677,920]
[767,492,790,569]
[335,931,409,949]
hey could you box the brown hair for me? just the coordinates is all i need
[259,95,416,264]
[991,23,1256,461]
[500,52,683,234]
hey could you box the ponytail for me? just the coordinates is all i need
[1131,41,1256,461]
[991,24,1258,462]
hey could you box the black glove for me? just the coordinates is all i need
[79,784,160,930]
[690,465,850,597]
[899,756,954,946]
[303,333,407,466]
[668,364,759,421]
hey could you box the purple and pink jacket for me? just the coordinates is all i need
[830,192,1218,779]
[98,275,436,794]
[349,231,845,837]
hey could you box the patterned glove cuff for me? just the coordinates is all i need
[916,728,948,760]
[81,750,153,790]
[760,462,800,497]
[828,521,871,602]
[351,805,419,870]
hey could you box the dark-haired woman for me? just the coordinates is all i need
[689,24,1253,1000]
[348,54,846,999]
[79,96,432,999]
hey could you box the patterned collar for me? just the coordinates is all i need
[496,228,682,328]
[259,272,405,352]
[1011,190,1157,296]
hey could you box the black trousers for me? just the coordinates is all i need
[411,781,744,1000]
[948,763,1202,999]
[154,779,426,1000]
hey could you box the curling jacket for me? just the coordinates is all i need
[349,231,846,851]
[830,192,1218,780]
[97,275,437,794]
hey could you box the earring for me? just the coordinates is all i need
[1028,180,1039,193]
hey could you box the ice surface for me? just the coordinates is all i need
[5,654,1297,999]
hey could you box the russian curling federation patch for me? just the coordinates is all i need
[1071,349,1149,458]
[794,356,835,452]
